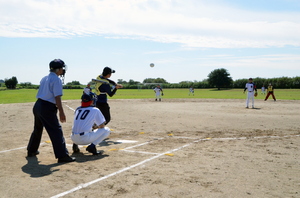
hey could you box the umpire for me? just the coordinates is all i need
[27,59,75,163]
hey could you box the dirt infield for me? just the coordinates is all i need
[0,98,300,198]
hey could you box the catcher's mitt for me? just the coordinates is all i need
[161,93,164,96]
[254,92,258,97]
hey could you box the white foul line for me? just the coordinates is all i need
[0,146,27,153]
[0,143,46,154]
[51,134,300,197]
[50,139,201,198]
[65,104,76,112]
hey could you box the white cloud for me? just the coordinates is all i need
[0,0,300,48]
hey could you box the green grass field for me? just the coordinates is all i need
[0,88,299,104]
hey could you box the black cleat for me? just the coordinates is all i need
[57,155,76,163]
[86,144,103,155]
[72,143,80,153]
[27,151,40,157]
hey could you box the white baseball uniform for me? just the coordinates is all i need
[261,86,265,94]
[154,87,162,100]
[244,82,256,108]
[189,87,194,95]
[71,106,110,146]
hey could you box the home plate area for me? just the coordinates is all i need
[66,135,199,157]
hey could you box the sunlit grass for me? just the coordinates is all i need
[0,88,299,104]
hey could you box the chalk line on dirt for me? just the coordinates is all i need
[0,143,46,154]
[50,134,300,197]
[50,138,201,198]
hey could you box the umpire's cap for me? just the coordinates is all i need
[102,67,115,76]
[81,94,92,102]
[49,59,66,70]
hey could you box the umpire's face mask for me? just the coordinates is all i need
[60,66,67,84]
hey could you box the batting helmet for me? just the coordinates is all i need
[102,67,115,76]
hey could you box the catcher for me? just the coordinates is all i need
[154,85,163,101]
[243,78,257,109]
[71,93,111,155]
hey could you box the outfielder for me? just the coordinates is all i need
[71,94,111,155]
[243,78,257,108]
[154,85,163,101]
[189,86,194,96]
[261,85,266,95]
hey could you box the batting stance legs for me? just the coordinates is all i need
[96,102,111,125]
[27,99,69,159]
[246,92,255,108]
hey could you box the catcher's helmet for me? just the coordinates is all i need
[81,94,92,102]
[49,59,66,70]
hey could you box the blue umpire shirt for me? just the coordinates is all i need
[36,72,63,104]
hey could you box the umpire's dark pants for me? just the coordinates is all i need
[27,99,69,159]
[96,102,111,125]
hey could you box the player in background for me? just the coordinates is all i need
[265,83,276,101]
[243,78,257,108]
[189,86,194,96]
[154,85,163,101]
[83,84,92,95]
[83,84,97,106]
[94,67,123,125]
[71,94,111,155]
[261,85,266,95]
[27,59,75,163]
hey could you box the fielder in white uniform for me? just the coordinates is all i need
[189,86,194,96]
[154,85,163,101]
[71,94,110,155]
[261,85,266,95]
[243,78,257,108]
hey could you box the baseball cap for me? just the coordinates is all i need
[102,67,115,76]
[49,59,66,70]
[81,94,92,102]
[249,78,253,80]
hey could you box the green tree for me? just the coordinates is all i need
[66,81,81,85]
[143,78,168,84]
[128,79,140,85]
[207,68,233,90]
[5,76,18,89]
[117,79,128,84]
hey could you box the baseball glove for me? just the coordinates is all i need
[254,92,258,97]
[161,93,164,96]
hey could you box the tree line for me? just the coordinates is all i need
[2,68,300,90]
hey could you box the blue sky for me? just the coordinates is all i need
[0,0,299,85]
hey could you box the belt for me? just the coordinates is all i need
[72,132,85,136]
[249,91,253,92]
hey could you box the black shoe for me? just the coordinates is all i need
[27,151,39,157]
[57,155,76,163]
[72,143,80,153]
[86,144,103,155]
